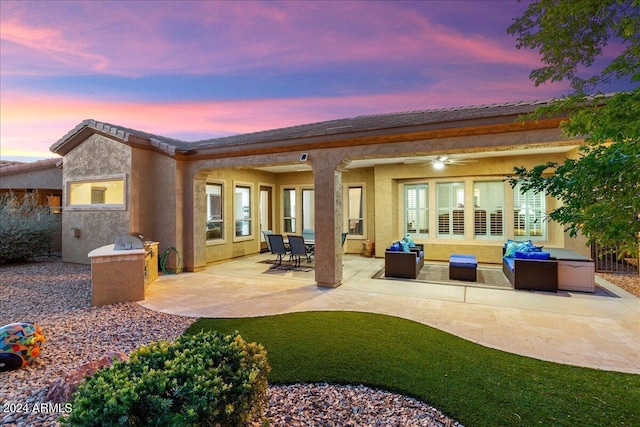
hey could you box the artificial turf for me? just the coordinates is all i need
[185,311,640,427]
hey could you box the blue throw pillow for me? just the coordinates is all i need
[402,234,416,247]
[399,240,410,252]
[504,240,521,257]
[520,240,544,253]
[515,251,551,260]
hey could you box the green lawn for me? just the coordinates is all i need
[185,311,640,427]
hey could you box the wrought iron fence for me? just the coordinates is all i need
[591,242,639,275]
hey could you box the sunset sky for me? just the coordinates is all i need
[0,0,634,162]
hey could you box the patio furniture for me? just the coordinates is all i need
[304,237,315,262]
[502,246,558,292]
[262,230,274,252]
[267,234,290,268]
[449,254,477,282]
[302,229,315,241]
[385,244,424,279]
[288,235,311,268]
[546,248,595,293]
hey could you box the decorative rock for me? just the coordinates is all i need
[0,322,46,371]
[45,352,128,403]
[1,259,465,427]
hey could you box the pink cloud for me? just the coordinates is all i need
[1,79,566,161]
[1,1,541,77]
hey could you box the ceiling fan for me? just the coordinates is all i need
[404,155,478,170]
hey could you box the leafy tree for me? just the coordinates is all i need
[507,0,640,255]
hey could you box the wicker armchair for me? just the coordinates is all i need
[385,244,424,279]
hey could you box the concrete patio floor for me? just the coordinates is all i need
[140,253,640,374]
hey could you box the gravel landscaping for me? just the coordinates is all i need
[1,259,463,427]
[2,258,637,426]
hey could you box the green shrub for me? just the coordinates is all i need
[0,191,56,263]
[61,331,270,427]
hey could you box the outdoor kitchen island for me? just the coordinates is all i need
[88,240,159,306]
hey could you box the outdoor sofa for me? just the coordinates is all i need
[502,241,595,293]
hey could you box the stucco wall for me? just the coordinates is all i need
[62,134,131,264]
[131,148,178,257]
[373,152,568,263]
[0,166,62,191]
[341,168,375,254]
[203,167,278,263]
[200,166,375,264]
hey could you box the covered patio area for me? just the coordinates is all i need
[140,254,640,374]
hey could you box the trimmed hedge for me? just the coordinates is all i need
[0,191,56,263]
[61,331,270,427]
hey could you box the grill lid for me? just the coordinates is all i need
[114,233,144,250]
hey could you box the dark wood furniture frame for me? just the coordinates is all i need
[502,248,558,292]
[449,255,477,282]
[385,244,424,279]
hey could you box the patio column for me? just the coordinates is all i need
[178,164,207,272]
[310,153,350,288]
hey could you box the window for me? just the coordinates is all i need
[47,195,62,214]
[206,183,223,240]
[68,177,125,209]
[474,181,504,239]
[514,182,546,240]
[347,186,364,236]
[302,188,314,233]
[234,185,251,237]
[405,184,429,236]
[283,188,296,233]
[437,182,465,238]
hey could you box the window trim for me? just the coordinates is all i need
[404,183,429,238]
[206,181,225,244]
[473,180,505,240]
[65,174,127,211]
[513,182,547,241]
[233,182,254,242]
[436,182,465,239]
[282,187,297,234]
[345,183,366,238]
[301,187,315,234]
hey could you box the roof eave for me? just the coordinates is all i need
[50,120,180,157]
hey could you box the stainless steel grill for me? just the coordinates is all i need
[113,233,144,250]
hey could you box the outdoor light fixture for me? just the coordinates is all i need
[432,160,445,170]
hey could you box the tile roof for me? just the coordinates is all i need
[50,94,613,157]
[50,119,190,155]
[0,158,62,175]
[187,98,554,150]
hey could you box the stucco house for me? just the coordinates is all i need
[49,98,592,288]
[0,158,63,207]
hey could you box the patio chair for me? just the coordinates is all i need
[288,235,309,268]
[267,234,290,268]
[341,232,348,247]
[262,230,274,252]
